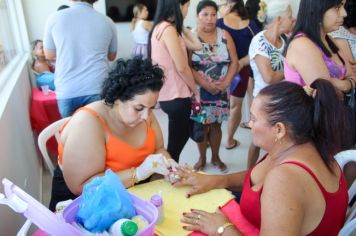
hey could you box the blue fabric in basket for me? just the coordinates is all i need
[76,169,136,232]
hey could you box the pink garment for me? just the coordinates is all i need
[151,21,192,101]
[189,199,259,236]
[284,33,347,86]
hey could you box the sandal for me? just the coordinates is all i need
[211,159,228,173]
[225,139,240,150]
[240,122,251,129]
[193,158,206,171]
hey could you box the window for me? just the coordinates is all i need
[0,0,19,73]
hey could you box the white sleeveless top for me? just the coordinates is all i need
[132,20,149,45]
[330,26,356,60]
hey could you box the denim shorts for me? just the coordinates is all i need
[57,94,101,118]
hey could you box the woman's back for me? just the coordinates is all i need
[132,20,150,44]
[240,143,348,235]
[150,21,191,101]
[217,17,260,58]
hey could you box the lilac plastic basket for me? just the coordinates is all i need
[1,178,157,236]
[63,193,158,236]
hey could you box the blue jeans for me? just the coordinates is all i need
[57,94,101,118]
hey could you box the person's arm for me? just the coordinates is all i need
[107,22,118,61]
[44,49,56,61]
[255,55,284,84]
[333,38,356,75]
[161,26,199,99]
[61,111,136,195]
[173,168,247,197]
[286,37,353,92]
[182,27,202,51]
[215,31,239,91]
[149,111,171,159]
[260,165,306,236]
[142,20,153,31]
[191,68,220,95]
[107,52,117,61]
[239,55,250,68]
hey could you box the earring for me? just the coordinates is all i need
[274,137,282,144]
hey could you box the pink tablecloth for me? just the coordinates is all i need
[30,88,61,156]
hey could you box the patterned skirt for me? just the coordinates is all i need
[191,88,229,124]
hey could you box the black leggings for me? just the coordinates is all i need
[49,166,77,212]
[160,97,191,163]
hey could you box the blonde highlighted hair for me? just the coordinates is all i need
[131,4,147,30]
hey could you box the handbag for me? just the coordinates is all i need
[189,100,204,143]
[229,74,241,93]
[189,120,204,143]
[345,87,356,144]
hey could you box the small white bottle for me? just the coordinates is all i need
[109,218,138,236]
[150,194,164,224]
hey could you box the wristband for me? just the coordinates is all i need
[347,78,355,89]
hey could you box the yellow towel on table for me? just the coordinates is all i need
[129,179,234,236]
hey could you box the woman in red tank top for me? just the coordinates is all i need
[49,57,178,211]
[176,79,351,236]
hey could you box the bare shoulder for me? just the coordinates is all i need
[62,104,106,139]
[161,23,178,37]
[264,164,306,191]
[262,160,322,203]
[142,20,152,30]
[288,36,319,54]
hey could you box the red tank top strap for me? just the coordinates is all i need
[280,161,328,194]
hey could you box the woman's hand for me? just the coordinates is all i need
[172,165,216,197]
[213,80,229,92]
[181,208,232,235]
[350,59,356,75]
[201,80,220,95]
[135,154,174,182]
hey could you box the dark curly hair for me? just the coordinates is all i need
[101,57,164,106]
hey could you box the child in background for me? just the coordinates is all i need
[32,39,55,91]
[131,4,152,59]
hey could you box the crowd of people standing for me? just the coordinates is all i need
[37,0,355,235]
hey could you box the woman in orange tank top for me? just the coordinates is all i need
[49,57,178,211]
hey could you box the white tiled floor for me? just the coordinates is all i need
[42,105,253,206]
[154,108,252,175]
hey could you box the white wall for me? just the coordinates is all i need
[21,0,202,59]
[22,0,300,59]
[0,56,42,235]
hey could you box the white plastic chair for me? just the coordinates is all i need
[37,117,70,176]
[335,150,356,204]
[335,150,356,236]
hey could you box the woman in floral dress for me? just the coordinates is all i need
[191,0,238,172]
